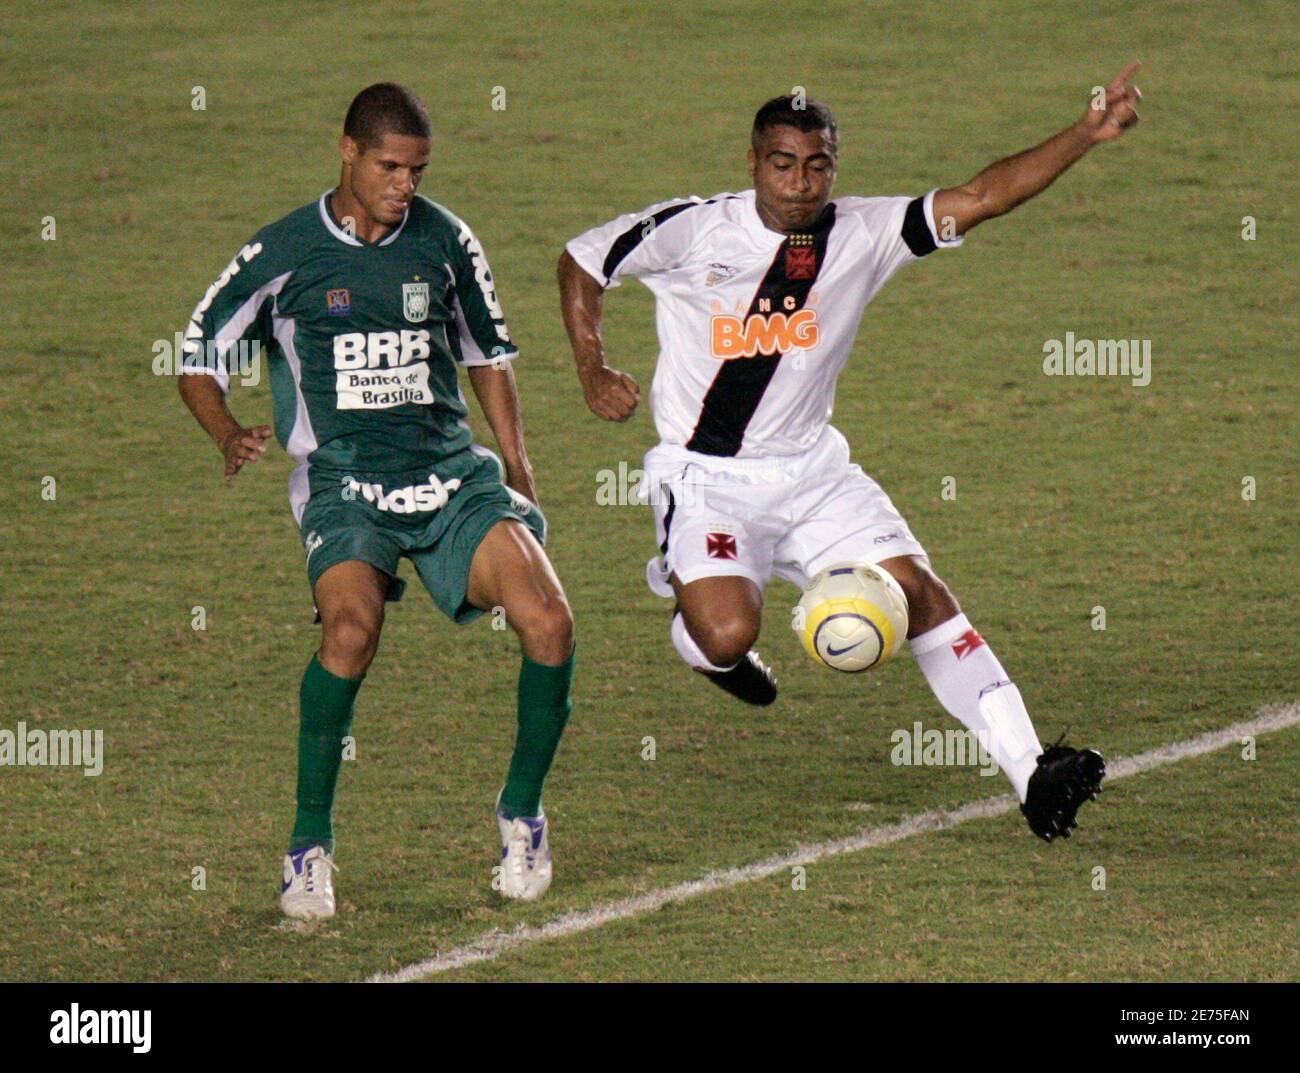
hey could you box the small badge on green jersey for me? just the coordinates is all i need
[326,289,351,316]
[402,281,430,323]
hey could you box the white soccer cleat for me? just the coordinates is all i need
[496,803,552,902]
[280,845,337,921]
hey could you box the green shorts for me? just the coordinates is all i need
[298,449,547,624]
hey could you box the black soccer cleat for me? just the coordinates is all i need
[1020,743,1106,841]
[700,651,778,707]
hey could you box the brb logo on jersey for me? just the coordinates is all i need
[710,296,819,360]
[333,330,433,410]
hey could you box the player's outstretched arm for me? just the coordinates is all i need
[557,249,640,422]
[178,373,271,482]
[467,362,539,506]
[932,61,1142,237]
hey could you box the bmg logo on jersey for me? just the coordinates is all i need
[711,298,819,360]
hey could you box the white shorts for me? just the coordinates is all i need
[642,425,927,596]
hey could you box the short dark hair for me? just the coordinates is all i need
[751,95,838,153]
[343,83,431,151]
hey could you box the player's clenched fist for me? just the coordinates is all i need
[219,424,272,480]
[580,365,640,422]
[1079,61,1142,143]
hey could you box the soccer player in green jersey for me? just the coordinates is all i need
[179,84,574,917]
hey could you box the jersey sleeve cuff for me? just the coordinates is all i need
[923,188,965,250]
[180,352,231,394]
[565,238,615,289]
[457,347,519,368]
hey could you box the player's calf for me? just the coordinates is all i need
[903,589,1107,838]
[877,555,960,637]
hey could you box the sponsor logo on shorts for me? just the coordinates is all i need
[952,629,986,661]
[326,288,351,315]
[304,530,324,564]
[344,473,463,514]
[874,531,902,545]
[706,532,738,560]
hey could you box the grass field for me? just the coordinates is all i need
[1,0,1296,983]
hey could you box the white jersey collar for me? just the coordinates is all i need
[318,190,410,247]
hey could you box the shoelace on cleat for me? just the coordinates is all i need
[302,854,337,894]
[508,822,535,874]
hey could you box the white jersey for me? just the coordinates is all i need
[566,188,962,458]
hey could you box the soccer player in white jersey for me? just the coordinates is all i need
[558,64,1143,840]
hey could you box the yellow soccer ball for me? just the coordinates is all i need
[795,563,909,672]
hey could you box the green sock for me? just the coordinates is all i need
[289,654,364,853]
[500,648,574,818]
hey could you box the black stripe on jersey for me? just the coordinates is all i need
[659,488,676,553]
[601,202,695,282]
[900,196,936,257]
[686,203,837,457]
[599,195,740,283]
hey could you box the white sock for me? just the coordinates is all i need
[671,612,735,673]
[909,613,1043,800]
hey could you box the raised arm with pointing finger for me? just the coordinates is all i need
[933,61,1142,236]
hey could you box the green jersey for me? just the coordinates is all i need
[183,191,518,519]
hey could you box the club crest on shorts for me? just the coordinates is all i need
[706,532,738,560]
[402,281,430,323]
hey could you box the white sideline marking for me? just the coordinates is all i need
[367,702,1299,983]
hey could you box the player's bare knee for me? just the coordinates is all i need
[694,615,758,668]
[320,612,382,677]
[514,594,575,664]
